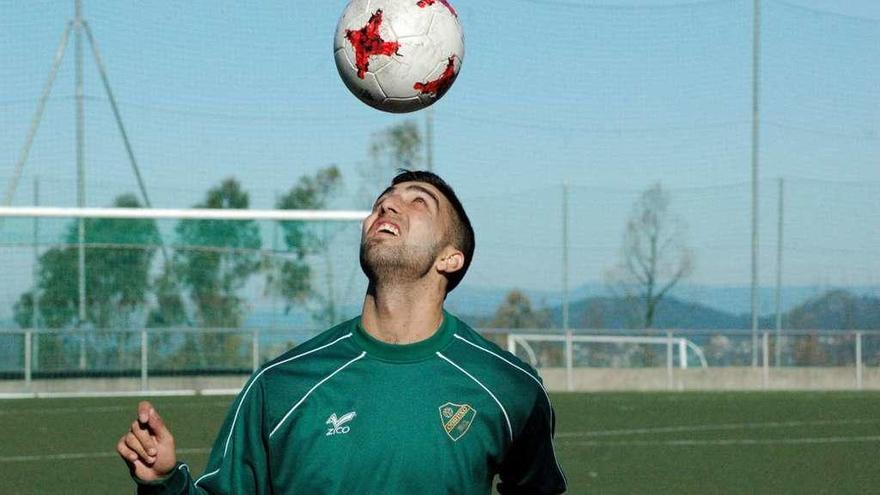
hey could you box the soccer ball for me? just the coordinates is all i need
[333,0,464,113]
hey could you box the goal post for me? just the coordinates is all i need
[0,206,369,222]
[507,332,709,370]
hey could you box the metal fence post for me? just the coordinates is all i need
[678,339,687,369]
[565,330,574,392]
[856,331,863,391]
[140,329,148,391]
[666,331,674,390]
[762,331,769,389]
[253,328,261,373]
[24,330,32,390]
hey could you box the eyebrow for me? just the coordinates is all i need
[405,184,440,208]
[374,184,440,209]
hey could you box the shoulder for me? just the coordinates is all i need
[258,316,361,381]
[247,317,363,419]
[442,313,546,404]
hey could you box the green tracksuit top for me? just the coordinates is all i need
[138,311,567,494]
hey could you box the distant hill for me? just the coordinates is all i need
[769,290,880,330]
[446,283,880,320]
[548,296,748,330]
[466,289,880,331]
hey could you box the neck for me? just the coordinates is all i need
[361,279,445,344]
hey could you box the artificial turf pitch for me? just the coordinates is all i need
[2,391,878,494]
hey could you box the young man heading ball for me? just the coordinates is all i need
[118,170,567,494]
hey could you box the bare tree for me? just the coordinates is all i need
[356,120,422,207]
[606,183,693,328]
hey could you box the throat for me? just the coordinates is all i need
[360,285,445,345]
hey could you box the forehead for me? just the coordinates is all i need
[379,181,448,205]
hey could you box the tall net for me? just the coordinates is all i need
[1,1,878,393]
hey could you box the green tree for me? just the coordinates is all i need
[489,290,554,366]
[172,178,261,328]
[273,166,344,325]
[145,266,189,327]
[358,120,422,207]
[370,120,422,170]
[13,193,160,329]
[489,290,551,329]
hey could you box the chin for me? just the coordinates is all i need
[360,243,398,279]
[360,243,437,285]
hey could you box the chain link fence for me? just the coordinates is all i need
[2,327,879,395]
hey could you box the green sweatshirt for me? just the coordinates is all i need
[137,311,567,494]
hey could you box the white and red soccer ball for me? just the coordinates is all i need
[334,0,464,113]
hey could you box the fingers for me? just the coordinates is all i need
[123,429,156,465]
[117,436,139,463]
[117,431,155,466]
[131,420,158,457]
[119,401,175,477]
[146,407,171,442]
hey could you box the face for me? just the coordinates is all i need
[359,181,451,285]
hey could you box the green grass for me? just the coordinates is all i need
[2,392,879,494]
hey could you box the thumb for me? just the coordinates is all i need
[147,407,172,442]
[138,401,154,424]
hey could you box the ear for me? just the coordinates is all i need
[436,247,465,276]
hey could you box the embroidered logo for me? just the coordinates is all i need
[326,411,356,436]
[439,402,476,441]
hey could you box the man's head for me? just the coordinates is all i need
[359,170,474,295]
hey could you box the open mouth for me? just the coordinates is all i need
[374,221,400,237]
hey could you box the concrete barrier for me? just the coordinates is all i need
[2,367,879,397]
[538,367,880,392]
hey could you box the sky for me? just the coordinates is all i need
[0,0,878,319]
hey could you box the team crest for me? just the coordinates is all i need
[438,402,476,441]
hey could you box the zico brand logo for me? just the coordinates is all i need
[325,411,357,436]
[439,402,476,441]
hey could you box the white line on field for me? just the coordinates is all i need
[0,388,243,400]
[557,418,880,438]
[560,435,880,447]
[0,448,211,463]
[0,401,232,416]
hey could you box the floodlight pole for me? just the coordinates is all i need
[562,182,570,332]
[75,0,88,339]
[6,0,194,328]
[750,0,762,367]
[562,182,573,391]
[82,21,154,213]
[81,19,189,323]
[774,177,784,367]
[33,177,41,332]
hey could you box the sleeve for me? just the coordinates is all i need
[135,375,272,495]
[496,390,568,494]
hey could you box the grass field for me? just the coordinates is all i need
[2,392,879,494]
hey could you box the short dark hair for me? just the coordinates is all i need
[391,170,474,293]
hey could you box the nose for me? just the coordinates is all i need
[377,193,401,215]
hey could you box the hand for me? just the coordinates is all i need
[117,401,177,481]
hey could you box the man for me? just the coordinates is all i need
[118,170,567,494]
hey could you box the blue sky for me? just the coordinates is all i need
[0,0,878,318]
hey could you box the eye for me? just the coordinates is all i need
[412,196,426,205]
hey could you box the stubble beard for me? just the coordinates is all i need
[360,237,440,287]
